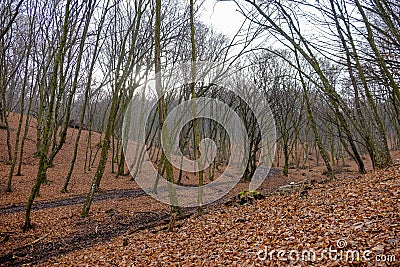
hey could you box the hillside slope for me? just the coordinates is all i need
[44,167,400,266]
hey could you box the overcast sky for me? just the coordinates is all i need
[200,0,246,39]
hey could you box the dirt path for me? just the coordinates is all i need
[0,188,146,215]
[0,168,282,216]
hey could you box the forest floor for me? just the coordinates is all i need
[0,113,399,266]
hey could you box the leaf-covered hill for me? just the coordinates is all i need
[44,166,399,267]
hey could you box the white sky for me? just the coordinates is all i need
[198,0,284,54]
[198,0,338,57]
[199,0,246,39]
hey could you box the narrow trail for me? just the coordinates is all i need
[0,188,146,215]
[0,168,281,215]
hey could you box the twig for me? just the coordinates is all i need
[379,176,396,183]
[0,234,9,244]
[26,234,49,247]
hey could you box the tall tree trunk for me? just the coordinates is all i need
[153,0,180,230]
[295,50,334,177]
[81,83,120,217]
[6,22,34,191]
[62,0,102,192]
[331,0,392,169]
[81,0,145,217]
[23,0,72,232]
[189,0,203,215]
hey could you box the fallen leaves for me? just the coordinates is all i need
[37,166,400,266]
